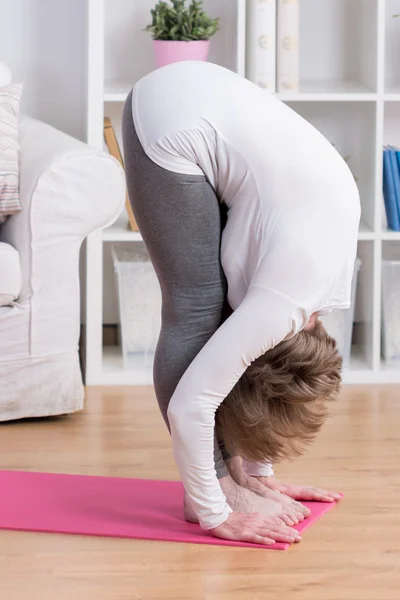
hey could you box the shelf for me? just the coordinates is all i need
[385,1,400,100]
[358,221,375,240]
[342,352,371,385]
[81,345,400,386]
[385,95,400,102]
[85,0,399,389]
[104,78,378,104]
[104,80,132,103]
[385,85,400,95]
[381,229,400,241]
[376,360,400,383]
[380,358,400,372]
[103,211,142,242]
[384,85,400,102]
[97,350,372,385]
[89,346,375,387]
[101,347,153,385]
[342,369,400,385]
[103,216,372,243]
[276,81,377,102]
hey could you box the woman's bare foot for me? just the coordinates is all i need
[183,492,199,523]
[239,477,310,521]
[225,456,309,522]
[183,475,301,526]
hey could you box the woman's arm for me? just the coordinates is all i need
[167,285,303,530]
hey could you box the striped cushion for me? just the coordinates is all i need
[0,83,22,223]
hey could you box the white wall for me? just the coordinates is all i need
[0,0,88,141]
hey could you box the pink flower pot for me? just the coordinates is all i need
[153,40,210,69]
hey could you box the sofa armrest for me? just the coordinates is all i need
[8,116,125,240]
[0,117,125,356]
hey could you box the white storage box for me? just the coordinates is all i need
[111,246,162,368]
[382,260,400,364]
[319,258,361,368]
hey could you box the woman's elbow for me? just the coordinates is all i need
[167,399,184,428]
[166,403,177,426]
[167,399,197,431]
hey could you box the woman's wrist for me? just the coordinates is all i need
[201,503,233,530]
[242,459,274,478]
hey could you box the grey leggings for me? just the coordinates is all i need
[122,91,230,479]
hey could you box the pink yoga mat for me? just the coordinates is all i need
[0,470,339,550]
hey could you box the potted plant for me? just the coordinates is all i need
[145,0,219,69]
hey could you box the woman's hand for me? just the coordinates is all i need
[210,511,302,546]
[256,476,342,503]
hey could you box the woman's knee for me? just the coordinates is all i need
[163,285,225,331]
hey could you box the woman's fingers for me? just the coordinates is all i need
[243,528,302,546]
[265,522,302,544]
[249,523,301,545]
[259,530,299,544]
[266,479,341,503]
[311,489,341,502]
[244,533,276,546]
[287,486,340,503]
[211,511,301,546]
[256,477,320,508]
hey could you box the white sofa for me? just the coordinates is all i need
[0,117,125,421]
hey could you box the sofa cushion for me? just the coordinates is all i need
[0,83,22,223]
[0,242,21,306]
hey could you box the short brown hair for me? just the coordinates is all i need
[217,321,342,464]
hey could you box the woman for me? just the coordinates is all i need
[122,61,360,546]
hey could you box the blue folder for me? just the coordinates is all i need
[383,148,400,231]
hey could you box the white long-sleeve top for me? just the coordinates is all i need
[131,61,360,530]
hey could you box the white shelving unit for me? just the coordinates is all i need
[85,0,400,385]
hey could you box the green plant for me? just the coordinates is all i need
[145,0,219,41]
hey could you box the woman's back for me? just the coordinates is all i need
[132,61,360,311]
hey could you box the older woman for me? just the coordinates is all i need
[122,61,360,546]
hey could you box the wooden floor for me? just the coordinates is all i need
[0,386,399,600]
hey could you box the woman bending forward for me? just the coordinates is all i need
[122,61,360,546]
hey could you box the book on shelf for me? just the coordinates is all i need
[245,0,300,94]
[383,146,400,232]
[103,117,138,232]
[277,0,300,93]
[246,0,277,92]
